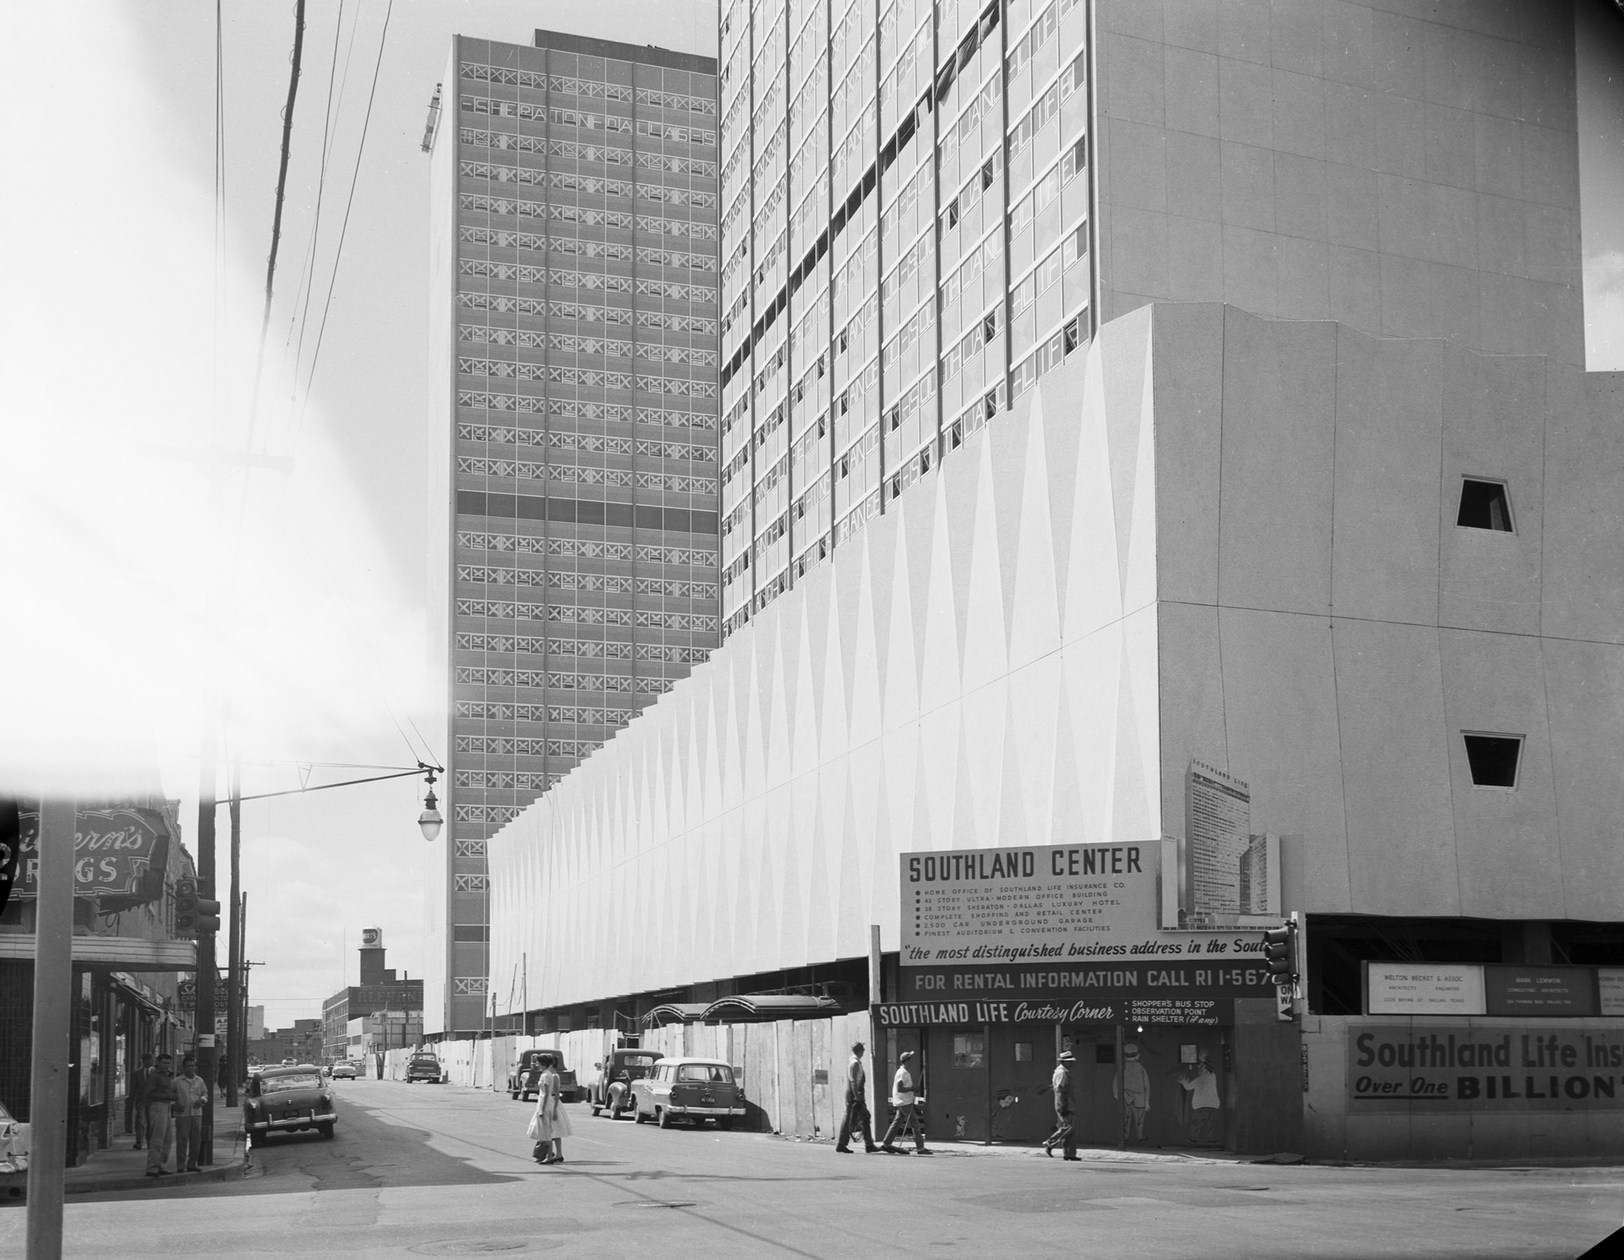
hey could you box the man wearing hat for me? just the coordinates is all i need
[880,1050,930,1154]
[834,1042,880,1153]
[1043,1049,1079,1160]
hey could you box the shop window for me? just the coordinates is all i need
[952,1032,985,1068]
[1457,478,1513,531]
[1463,732,1522,787]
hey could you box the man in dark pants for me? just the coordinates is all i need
[880,1050,930,1154]
[834,1041,879,1153]
[1043,1049,1079,1160]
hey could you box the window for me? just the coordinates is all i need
[1463,733,1522,787]
[1458,478,1513,531]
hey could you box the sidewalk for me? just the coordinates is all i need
[3,1129,250,1201]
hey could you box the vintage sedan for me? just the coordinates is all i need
[330,1061,359,1080]
[406,1054,445,1084]
[589,1048,661,1118]
[631,1057,747,1129]
[242,1064,336,1141]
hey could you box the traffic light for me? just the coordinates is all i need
[1262,920,1297,985]
[174,877,222,936]
[175,877,198,935]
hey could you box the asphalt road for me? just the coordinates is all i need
[5,1078,1621,1258]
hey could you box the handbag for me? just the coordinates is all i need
[525,1112,542,1140]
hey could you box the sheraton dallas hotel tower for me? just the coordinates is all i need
[459,1,1624,1161]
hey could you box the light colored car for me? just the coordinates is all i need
[330,1061,359,1080]
[242,1065,336,1141]
[631,1057,747,1129]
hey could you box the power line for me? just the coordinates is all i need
[302,0,393,399]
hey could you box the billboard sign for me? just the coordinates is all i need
[14,804,171,907]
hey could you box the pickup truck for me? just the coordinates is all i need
[507,1048,582,1103]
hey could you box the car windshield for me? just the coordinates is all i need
[676,1064,733,1084]
[622,1057,657,1075]
[261,1072,322,1093]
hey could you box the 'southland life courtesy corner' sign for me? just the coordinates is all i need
[879,843,1277,1027]
[1348,1025,1624,1111]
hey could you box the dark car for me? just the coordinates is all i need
[589,1049,662,1118]
[507,1049,582,1102]
[242,1064,336,1141]
[631,1057,747,1129]
[406,1054,445,1084]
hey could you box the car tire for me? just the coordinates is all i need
[318,1123,334,1140]
[634,1107,646,1124]
[657,1107,672,1129]
[717,1118,732,1131]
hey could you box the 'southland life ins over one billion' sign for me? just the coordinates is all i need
[880,844,1277,1028]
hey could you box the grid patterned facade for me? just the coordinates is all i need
[430,31,721,1035]
[718,0,1094,636]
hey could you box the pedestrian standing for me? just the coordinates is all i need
[834,1041,879,1153]
[1043,1049,1079,1160]
[144,1053,177,1177]
[530,1052,573,1164]
[879,1050,930,1154]
[130,1052,154,1149]
[172,1054,209,1172]
[1115,1041,1151,1143]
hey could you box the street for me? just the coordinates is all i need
[4,1078,1622,1258]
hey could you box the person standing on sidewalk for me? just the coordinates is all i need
[172,1054,210,1172]
[144,1053,177,1177]
[1043,1049,1079,1160]
[834,1042,879,1153]
[880,1050,930,1154]
[130,1052,154,1149]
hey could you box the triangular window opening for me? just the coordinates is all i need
[1458,478,1513,531]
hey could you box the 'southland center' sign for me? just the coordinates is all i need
[879,843,1276,1027]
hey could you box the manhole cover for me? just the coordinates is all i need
[409,1241,558,1255]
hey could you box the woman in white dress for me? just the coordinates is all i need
[530,1052,573,1164]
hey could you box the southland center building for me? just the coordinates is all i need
[483,299,1624,1162]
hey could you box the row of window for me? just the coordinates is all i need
[456,455,713,496]
[456,424,713,465]
[457,325,719,367]
[458,261,716,308]
[456,597,713,631]
[460,224,714,273]
[454,629,712,662]
[458,62,717,116]
[457,192,719,242]
[458,148,719,210]
[455,734,617,757]
[456,356,720,398]
[455,562,717,600]
[455,391,718,431]
[454,768,556,792]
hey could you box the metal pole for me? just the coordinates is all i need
[26,797,76,1260]
[195,728,218,1166]
[225,760,242,1108]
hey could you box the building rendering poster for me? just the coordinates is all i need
[1160,761,1283,930]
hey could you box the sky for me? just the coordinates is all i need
[1,1,1619,1028]
[1,0,714,1027]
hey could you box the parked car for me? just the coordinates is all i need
[589,1048,662,1118]
[330,1061,359,1080]
[631,1057,747,1129]
[242,1064,336,1141]
[506,1049,582,1102]
[406,1054,445,1084]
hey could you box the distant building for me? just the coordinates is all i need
[423,28,723,1037]
[248,1017,324,1067]
[320,929,423,1063]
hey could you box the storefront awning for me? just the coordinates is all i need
[0,933,196,972]
[697,994,842,1023]
[641,1002,709,1026]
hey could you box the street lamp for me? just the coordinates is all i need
[417,763,443,843]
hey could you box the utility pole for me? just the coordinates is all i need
[225,765,242,1108]
[195,726,219,1165]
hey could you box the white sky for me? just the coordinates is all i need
[1,1,1618,1026]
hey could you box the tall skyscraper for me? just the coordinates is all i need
[718,0,1584,633]
[425,31,721,1035]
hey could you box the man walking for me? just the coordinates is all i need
[173,1053,210,1172]
[1043,1049,1079,1160]
[834,1041,880,1153]
[130,1051,154,1149]
[880,1050,930,1154]
[144,1053,177,1177]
